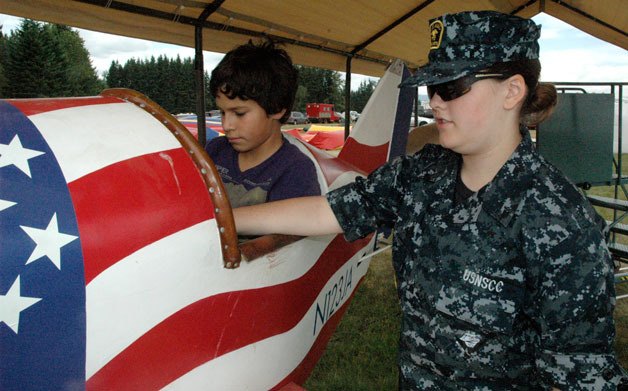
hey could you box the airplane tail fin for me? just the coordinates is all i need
[337,59,415,174]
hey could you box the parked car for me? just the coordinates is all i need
[339,111,360,123]
[410,115,435,127]
[416,106,433,118]
[208,109,221,118]
[287,111,309,125]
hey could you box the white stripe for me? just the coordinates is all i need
[348,59,403,146]
[29,102,181,182]
[329,171,363,190]
[85,221,332,378]
[163,235,375,390]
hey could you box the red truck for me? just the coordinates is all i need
[306,103,341,123]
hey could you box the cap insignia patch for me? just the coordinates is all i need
[430,19,444,50]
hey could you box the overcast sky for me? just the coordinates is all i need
[0,12,627,91]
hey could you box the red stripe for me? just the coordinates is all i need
[8,96,123,116]
[68,148,214,284]
[86,234,372,390]
[271,278,364,389]
[307,130,345,150]
[338,138,389,175]
[298,141,366,187]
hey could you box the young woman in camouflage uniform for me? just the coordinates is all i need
[234,10,626,390]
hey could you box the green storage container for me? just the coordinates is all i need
[536,93,615,186]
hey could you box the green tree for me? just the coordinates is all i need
[297,65,343,107]
[105,55,212,114]
[0,27,7,96]
[293,84,308,112]
[3,19,103,98]
[104,60,126,89]
[350,78,377,113]
[4,19,60,97]
[48,24,103,95]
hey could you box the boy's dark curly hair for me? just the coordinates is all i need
[209,39,298,124]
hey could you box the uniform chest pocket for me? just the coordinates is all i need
[433,271,524,334]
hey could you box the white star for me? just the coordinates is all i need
[0,276,42,334]
[0,199,16,212]
[20,213,78,269]
[0,134,45,178]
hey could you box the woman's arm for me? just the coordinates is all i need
[523,214,625,388]
[233,195,343,236]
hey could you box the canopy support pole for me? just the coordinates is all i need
[343,0,435,140]
[194,0,225,144]
[344,55,352,140]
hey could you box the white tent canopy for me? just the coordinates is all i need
[3,0,627,78]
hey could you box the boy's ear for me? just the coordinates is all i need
[503,74,527,110]
[270,108,287,120]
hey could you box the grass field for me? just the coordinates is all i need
[305,173,628,389]
[304,247,400,390]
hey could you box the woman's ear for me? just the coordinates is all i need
[503,74,527,110]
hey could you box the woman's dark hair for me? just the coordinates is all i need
[209,39,298,123]
[488,59,557,126]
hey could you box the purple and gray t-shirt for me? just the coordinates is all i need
[205,136,321,208]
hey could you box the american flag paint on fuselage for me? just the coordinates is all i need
[0,95,376,390]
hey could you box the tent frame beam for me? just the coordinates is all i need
[74,0,390,66]
[342,0,435,138]
[194,0,224,144]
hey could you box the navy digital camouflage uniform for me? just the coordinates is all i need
[327,127,625,390]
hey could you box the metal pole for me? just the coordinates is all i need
[344,55,352,140]
[414,87,419,127]
[193,1,225,145]
[195,24,206,145]
[618,84,624,181]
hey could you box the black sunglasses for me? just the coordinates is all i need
[427,73,508,101]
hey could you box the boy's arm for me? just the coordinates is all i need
[233,196,343,237]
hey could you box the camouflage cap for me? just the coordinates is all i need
[400,11,541,87]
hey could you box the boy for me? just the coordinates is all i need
[205,40,321,208]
